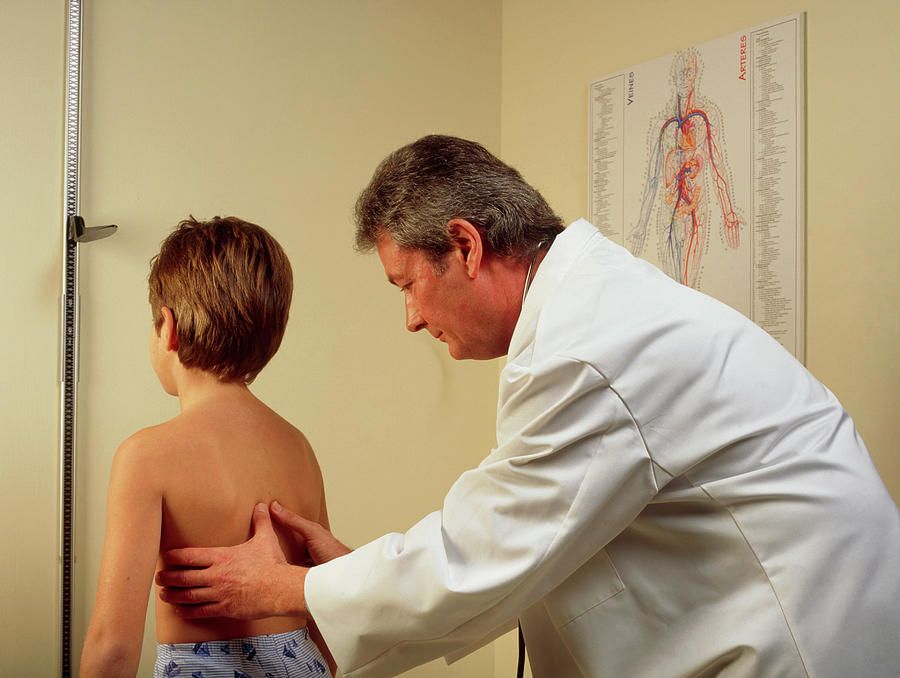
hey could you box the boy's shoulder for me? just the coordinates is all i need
[107,422,180,496]
[114,417,188,466]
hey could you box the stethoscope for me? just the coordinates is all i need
[521,241,545,307]
[515,240,545,678]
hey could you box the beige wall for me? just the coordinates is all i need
[501,0,899,502]
[3,1,897,677]
[0,2,65,676]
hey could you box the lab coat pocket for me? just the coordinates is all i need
[543,548,624,629]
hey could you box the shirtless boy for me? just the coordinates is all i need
[80,216,334,677]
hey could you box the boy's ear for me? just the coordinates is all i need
[159,307,179,352]
[446,218,483,279]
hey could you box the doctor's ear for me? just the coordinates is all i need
[159,306,179,352]
[446,218,483,278]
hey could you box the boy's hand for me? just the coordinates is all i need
[271,500,352,564]
[156,503,307,620]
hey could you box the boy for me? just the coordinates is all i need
[80,217,334,677]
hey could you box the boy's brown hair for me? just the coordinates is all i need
[148,216,293,384]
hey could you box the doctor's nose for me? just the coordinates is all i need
[405,297,425,333]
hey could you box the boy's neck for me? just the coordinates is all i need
[173,367,252,412]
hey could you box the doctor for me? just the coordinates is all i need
[158,135,900,678]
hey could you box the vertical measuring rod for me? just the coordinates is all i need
[60,1,117,673]
[59,2,83,674]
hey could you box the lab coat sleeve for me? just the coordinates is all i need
[305,354,659,678]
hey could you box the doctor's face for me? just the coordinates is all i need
[376,234,500,360]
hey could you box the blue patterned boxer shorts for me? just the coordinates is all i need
[154,627,331,678]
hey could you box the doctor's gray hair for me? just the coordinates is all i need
[354,135,564,266]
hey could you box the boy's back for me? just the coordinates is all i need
[144,385,324,642]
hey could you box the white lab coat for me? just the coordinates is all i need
[306,219,900,677]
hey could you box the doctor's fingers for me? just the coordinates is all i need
[156,563,221,588]
[271,500,321,537]
[160,545,225,569]
[271,502,350,562]
[159,589,228,619]
[157,581,218,606]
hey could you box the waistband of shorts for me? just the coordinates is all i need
[159,626,310,654]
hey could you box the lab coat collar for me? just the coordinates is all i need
[507,219,603,363]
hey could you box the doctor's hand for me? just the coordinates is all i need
[156,502,308,620]
[271,500,352,565]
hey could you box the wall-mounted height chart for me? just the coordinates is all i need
[589,13,805,360]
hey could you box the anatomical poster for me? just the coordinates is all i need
[589,13,806,360]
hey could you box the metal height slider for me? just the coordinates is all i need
[66,215,118,243]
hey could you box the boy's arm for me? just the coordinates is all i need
[80,432,163,677]
[308,491,337,675]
